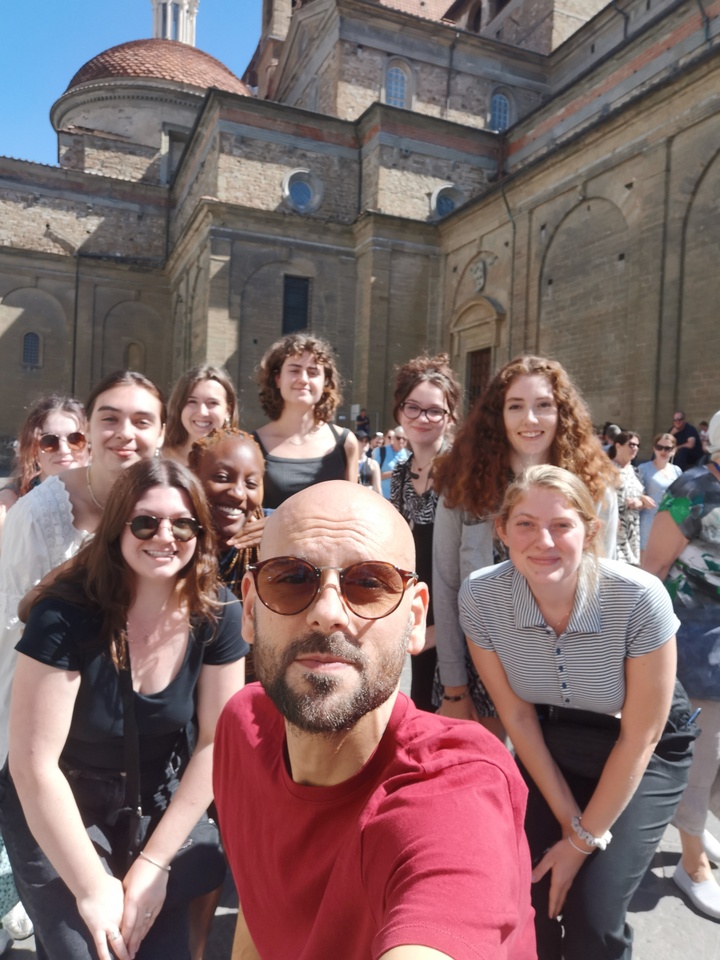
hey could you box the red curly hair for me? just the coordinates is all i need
[434,356,616,515]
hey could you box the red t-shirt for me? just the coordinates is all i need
[214,686,536,960]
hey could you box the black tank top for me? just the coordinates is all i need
[252,423,349,510]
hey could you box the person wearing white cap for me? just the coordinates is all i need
[643,409,720,919]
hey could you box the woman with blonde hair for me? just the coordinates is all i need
[433,356,618,731]
[460,464,695,958]
[253,334,357,509]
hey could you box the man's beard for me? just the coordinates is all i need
[252,613,412,735]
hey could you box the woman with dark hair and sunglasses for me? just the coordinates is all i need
[0,459,246,960]
[0,394,88,539]
[389,354,462,711]
[609,431,654,567]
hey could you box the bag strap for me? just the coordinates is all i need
[119,658,142,818]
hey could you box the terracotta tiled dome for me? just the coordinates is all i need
[67,39,250,96]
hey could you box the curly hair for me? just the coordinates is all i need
[13,394,86,496]
[165,365,238,449]
[35,459,219,667]
[434,355,617,514]
[256,334,343,423]
[187,426,262,474]
[392,353,462,424]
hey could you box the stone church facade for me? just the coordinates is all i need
[0,0,717,458]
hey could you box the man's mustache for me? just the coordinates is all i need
[281,631,367,670]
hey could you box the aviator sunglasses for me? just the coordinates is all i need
[248,556,418,620]
[125,515,201,543]
[38,431,87,454]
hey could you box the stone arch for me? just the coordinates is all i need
[449,295,505,409]
[678,146,720,420]
[0,286,69,438]
[101,301,165,385]
[538,197,630,422]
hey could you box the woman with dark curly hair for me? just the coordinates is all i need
[389,354,462,711]
[163,366,238,467]
[0,395,88,537]
[252,334,358,509]
[432,356,618,731]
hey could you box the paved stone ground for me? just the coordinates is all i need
[8,657,720,957]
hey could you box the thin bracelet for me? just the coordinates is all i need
[443,692,469,702]
[138,850,171,873]
[567,836,593,856]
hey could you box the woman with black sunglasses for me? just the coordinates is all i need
[0,394,88,540]
[637,433,681,563]
[0,459,247,960]
[609,431,652,567]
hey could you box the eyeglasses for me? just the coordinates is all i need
[655,444,674,452]
[399,401,448,423]
[248,556,418,619]
[673,417,684,422]
[125,515,201,542]
[38,431,87,454]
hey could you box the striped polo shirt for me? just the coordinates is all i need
[459,559,679,714]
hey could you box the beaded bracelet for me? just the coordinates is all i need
[139,850,171,873]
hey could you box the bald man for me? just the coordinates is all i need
[213,482,535,960]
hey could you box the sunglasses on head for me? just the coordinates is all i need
[655,444,674,452]
[125,515,201,542]
[39,431,87,454]
[248,556,418,620]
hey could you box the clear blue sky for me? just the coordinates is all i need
[0,0,262,166]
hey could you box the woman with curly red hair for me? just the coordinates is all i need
[253,334,358,509]
[433,356,618,732]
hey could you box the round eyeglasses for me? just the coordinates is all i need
[248,557,418,620]
[125,515,201,543]
[399,401,448,423]
[39,431,87,454]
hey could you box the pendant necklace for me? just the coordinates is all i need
[86,465,105,510]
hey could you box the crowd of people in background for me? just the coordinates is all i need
[0,332,716,958]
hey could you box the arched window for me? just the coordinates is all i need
[385,61,413,110]
[125,341,145,372]
[470,3,482,31]
[22,332,41,367]
[282,169,323,214]
[489,92,511,132]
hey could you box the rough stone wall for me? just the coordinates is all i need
[216,130,360,223]
[59,133,162,184]
[170,129,220,245]
[440,50,720,451]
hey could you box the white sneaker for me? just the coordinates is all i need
[0,929,11,955]
[674,860,720,920]
[703,829,720,865]
[1,899,33,940]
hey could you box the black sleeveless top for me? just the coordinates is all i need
[252,423,349,510]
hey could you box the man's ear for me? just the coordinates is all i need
[406,580,429,656]
[241,571,257,646]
